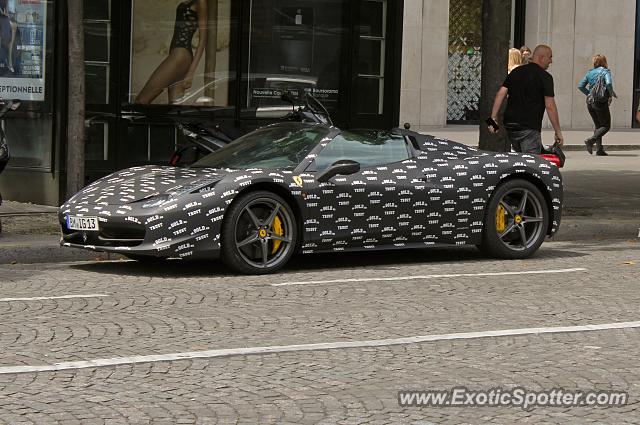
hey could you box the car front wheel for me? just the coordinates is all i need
[479,179,549,259]
[221,191,297,274]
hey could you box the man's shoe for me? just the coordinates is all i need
[584,139,594,154]
[596,151,608,156]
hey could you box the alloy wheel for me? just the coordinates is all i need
[233,197,294,269]
[494,188,545,252]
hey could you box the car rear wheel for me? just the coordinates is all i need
[479,179,549,259]
[221,191,297,274]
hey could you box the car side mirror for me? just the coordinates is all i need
[317,160,360,183]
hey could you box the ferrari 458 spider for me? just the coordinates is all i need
[60,122,563,274]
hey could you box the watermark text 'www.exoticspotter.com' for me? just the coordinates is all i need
[398,387,628,411]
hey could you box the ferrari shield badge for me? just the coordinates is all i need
[293,176,304,187]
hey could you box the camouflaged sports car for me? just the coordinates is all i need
[59,122,563,274]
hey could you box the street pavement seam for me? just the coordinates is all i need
[1,320,639,375]
[271,268,588,286]
[0,294,109,302]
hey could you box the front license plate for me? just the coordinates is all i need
[66,216,99,231]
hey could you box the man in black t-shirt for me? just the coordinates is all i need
[488,45,564,154]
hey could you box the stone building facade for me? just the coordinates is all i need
[400,0,638,130]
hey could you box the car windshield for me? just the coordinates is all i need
[191,123,330,170]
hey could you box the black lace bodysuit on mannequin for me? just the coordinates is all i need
[170,0,198,55]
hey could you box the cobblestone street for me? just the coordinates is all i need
[1,240,639,424]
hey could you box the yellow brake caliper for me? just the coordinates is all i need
[496,204,506,233]
[271,215,284,254]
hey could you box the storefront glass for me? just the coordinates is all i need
[128,0,235,108]
[85,0,111,105]
[634,0,640,127]
[1,0,53,169]
[242,0,346,115]
[0,0,48,101]
[82,0,401,177]
[446,0,482,124]
[355,0,386,116]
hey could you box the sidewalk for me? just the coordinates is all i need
[1,150,638,265]
[416,126,640,151]
[0,201,113,264]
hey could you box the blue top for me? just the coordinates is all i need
[578,67,616,98]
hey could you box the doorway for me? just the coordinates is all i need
[348,0,402,129]
[240,0,402,130]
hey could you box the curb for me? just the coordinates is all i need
[460,145,639,152]
[0,235,116,265]
[557,145,640,152]
[551,217,640,242]
[1,218,638,265]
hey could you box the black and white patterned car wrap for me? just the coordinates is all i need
[60,124,562,259]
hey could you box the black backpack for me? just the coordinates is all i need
[588,71,609,104]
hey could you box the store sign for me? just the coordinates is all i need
[0,0,47,101]
[251,88,302,100]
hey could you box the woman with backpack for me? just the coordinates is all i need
[578,54,617,156]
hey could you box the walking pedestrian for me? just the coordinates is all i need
[520,46,532,64]
[508,48,523,74]
[488,44,564,154]
[637,102,640,125]
[578,54,617,156]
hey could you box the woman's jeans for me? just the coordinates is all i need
[587,101,611,153]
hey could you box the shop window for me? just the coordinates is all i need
[359,1,384,37]
[84,22,109,62]
[149,125,177,162]
[85,0,110,21]
[243,0,346,114]
[0,0,49,101]
[120,124,177,165]
[0,0,53,170]
[4,118,52,168]
[446,0,482,124]
[84,0,111,105]
[85,121,108,161]
[126,124,151,164]
[354,0,386,115]
[85,64,109,105]
[129,0,236,107]
[355,78,382,115]
[634,0,640,127]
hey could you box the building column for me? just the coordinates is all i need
[400,0,449,128]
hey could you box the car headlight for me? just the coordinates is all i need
[142,194,173,209]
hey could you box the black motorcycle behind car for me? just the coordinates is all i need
[0,98,21,234]
[169,93,334,167]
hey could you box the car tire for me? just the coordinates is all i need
[221,191,297,274]
[479,178,549,259]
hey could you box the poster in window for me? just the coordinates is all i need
[129,0,233,107]
[0,0,47,102]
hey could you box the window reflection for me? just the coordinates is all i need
[244,0,345,112]
[314,131,409,170]
[129,0,235,107]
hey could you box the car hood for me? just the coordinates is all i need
[66,165,227,206]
